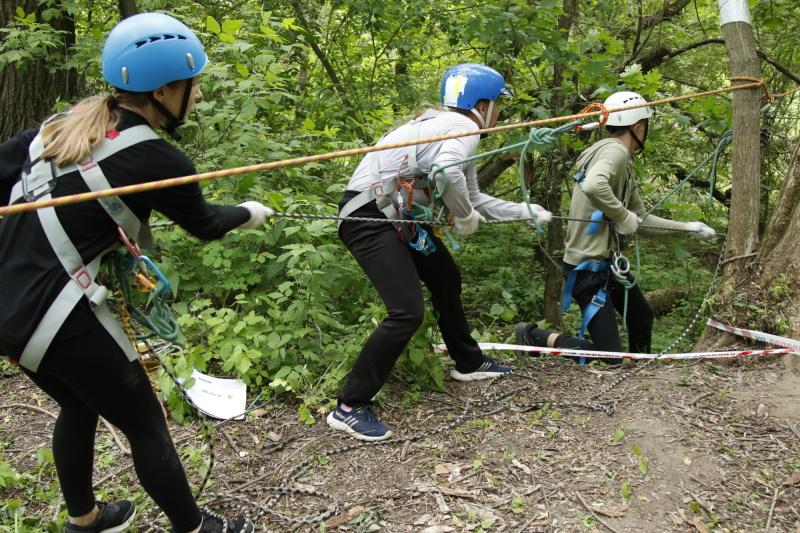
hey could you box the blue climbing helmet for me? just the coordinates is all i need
[102,12,207,92]
[440,63,511,110]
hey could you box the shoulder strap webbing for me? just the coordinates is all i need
[18,194,139,371]
[405,109,445,177]
[14,126,160,371]
[572,147,602,187]
[11,125,160,249]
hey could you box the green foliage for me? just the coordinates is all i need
[3,0,800,531]
[0,8,67,74]
[631,445,649,476]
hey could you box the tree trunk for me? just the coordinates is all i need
[534,0,579,330]
[695,6,766,351]
[720,22,762,279]
[118,0,138,19]
[0,1,81,139]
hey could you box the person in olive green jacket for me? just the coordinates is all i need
[516,91,716,364]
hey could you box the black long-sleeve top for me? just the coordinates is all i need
[0,108,250,346]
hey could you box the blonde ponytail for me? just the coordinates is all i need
[39,91,165,168]
[39,95,119,168]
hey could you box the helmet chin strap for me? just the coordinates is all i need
[470,99,494,130]
[627,120,649,153]
[147,79,193,141]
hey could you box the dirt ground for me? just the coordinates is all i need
[2,347,800,533]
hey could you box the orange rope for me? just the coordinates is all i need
[778,86,800,98]
[730,76,774,103]
[0,80,773,218]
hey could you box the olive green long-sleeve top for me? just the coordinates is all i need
[564,138,686,266]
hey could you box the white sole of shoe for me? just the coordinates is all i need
[100,508,136,533]
[326,411,393,442]
[450,370,511,382]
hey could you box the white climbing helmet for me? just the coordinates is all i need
[604,91,652,126]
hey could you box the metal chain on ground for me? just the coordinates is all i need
[575,236,729,413]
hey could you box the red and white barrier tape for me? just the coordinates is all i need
[706,318,800,351]
[433,343,797,360]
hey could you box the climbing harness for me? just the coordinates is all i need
[9,125,163,371]
[337,109,446,255]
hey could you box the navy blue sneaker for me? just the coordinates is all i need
[450,356,511,381]
[63,500,135,533]
[326,404,393,441]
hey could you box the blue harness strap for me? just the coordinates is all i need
[587,209,604,236]
[562,259,611,364]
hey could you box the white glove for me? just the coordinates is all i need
[236,201,275,230]
[685,221,716,240]
[614,210,640,235]
[517,202,552,225]
[453,209,486,236]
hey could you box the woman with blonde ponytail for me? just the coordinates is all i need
[0,13,262,533]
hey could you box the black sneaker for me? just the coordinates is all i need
[63,500,135,533]
[450,356,511,381]
[326,404,393,441]
[171,511,254,533]
[514,322,538,357]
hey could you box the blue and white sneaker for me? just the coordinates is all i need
[326,404,393,441]
[450,356,511,382]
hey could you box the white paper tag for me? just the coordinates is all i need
[186,369,247,420]
[719,0,751,25]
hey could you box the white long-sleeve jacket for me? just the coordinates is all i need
[346,111,521,221]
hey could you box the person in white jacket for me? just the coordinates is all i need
[327,63,551,441]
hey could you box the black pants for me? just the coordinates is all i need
[337,192,484,406]
[562,262,654,353]
[1,322,203,533]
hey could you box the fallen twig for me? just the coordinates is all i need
[100,417,130,455]
[687,392,713,407]
[0,403,57,419]
[765,486,780,531]
[574,491,623,533]
[785,421,800,441]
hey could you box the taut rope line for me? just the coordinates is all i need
[0,80,769,218]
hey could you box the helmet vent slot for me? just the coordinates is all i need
[134,34,188,48]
